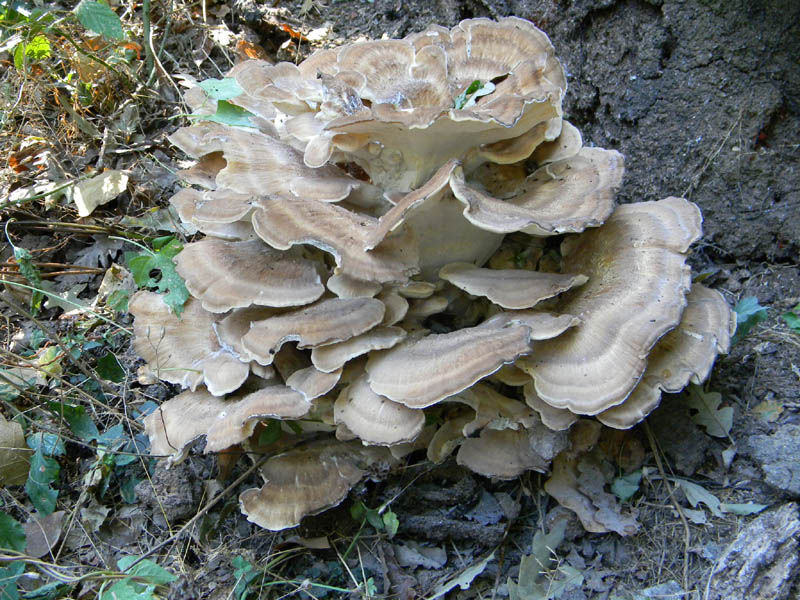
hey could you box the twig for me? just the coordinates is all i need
[645,422,691,594]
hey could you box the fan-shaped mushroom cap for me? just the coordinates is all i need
[170,189,256,241]
[450,147,624,236]
[286,366,342,401]
[492,364,531,387]
[311,326,406,373]
[523,382,578,431]
[449,383,537,435]
[456,427,563,479]
[144,386,311,461]
[377,290,409,325]
[241,298,385,365]
[215,307,274,358]
[240,441,394,530]
[478,119,559,165]
[365,319,539,409]
[439,262,587,309]
[483,311,581,340]
[405,295,450,320]
[169,123,362,202]
[326,274,382,298]
[177,151,226,189]
[175,239,324,313]
[334,377,425,446]
[427,412,474,463]
[597,283,735,429]
[531,120,583,165]
[130,292,249,396]
[519,197,703,415]
[251,197,419,284]
[396,281,437,299]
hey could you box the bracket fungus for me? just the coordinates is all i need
[135,17,734,533]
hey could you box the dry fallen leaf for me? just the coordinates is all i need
[24,510,66,558]
[0,414,30,485]
[71,170,129,217]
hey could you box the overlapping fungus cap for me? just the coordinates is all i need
[133,17,734,532]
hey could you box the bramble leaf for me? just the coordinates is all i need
[74,1,124,40]
[731,296,768,344]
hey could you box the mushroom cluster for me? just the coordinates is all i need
[134,18,735,531]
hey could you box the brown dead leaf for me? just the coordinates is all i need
[0,414,30,485]
[24,511,65,558]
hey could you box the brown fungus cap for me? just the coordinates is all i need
[241,298,385,365]
[240,441,394,530]
[449,383,537,435]
[286,366,343,401]
[439,262,587,310]
[326,274,382,299]
[597,283,735,429]
[169,188,257,241]
[450,147,623,236]
[175,239,324,313]
[365,319,538,409]
[169,122,362,203]
[144,386,311,462]
[456,426,564,479]
[334,377,425,446]
[129,292,249,396]
[519,197,702,415]
[311,326,406,373]
[252,197,419,284]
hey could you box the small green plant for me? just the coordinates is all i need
[782,302,800,334]
[350,500,399,539]
[125,235,189,315]
[25,432,65,515]
[453,79,496,109]
[731,296,768,344]
[507,521,583,600]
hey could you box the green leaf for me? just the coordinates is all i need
[674,479,722,517]
[198,78,244,101]
[118,555,177,585]
[257,420,282,446]
[74,1,124,40]
[232,555,259,600]
[24,35,50,60]
[25,449,59,515]
[508,521,567,600]
[99,579,152,600]
[454,80,482,109]
[97,424,125,448]
[611,470,642,502]
[200,100,256,128]
[96,352,125,383]
[382,510,399,538]
[26,433,65,457]
[13,247,43,314]
[686,386,733,438]
[106,289,130,312]
[0,512,26,552]
[720,502,768,515]
[0,560,25,600]
[782,303,800,333]
[732,296,768,344]
[126,238,189,316]
[21,580,72,599]
[47,403,99,442]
